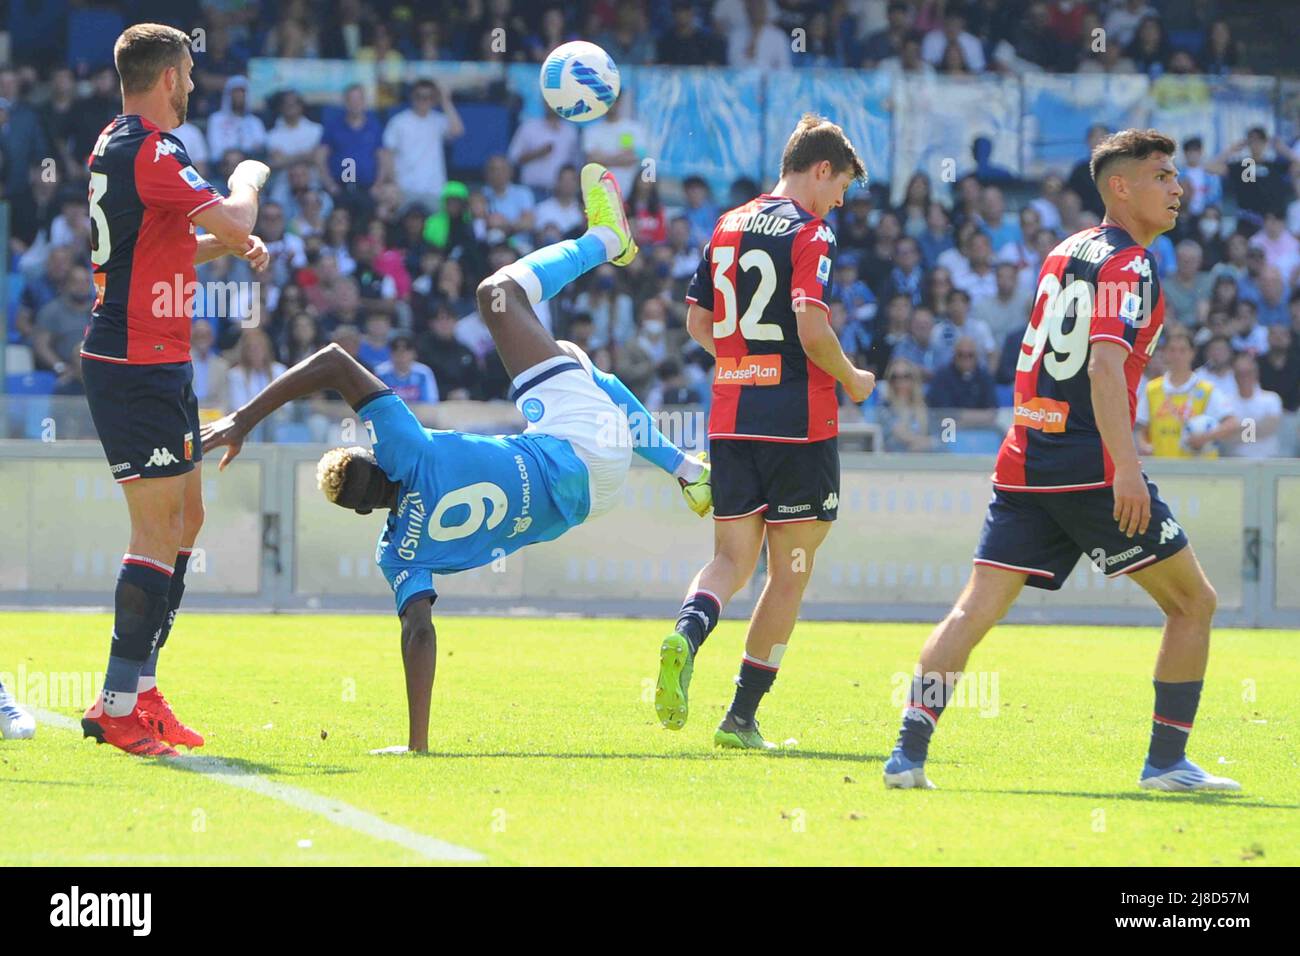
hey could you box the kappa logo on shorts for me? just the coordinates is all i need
[822,491,839,510]
[521,397,545,422]
[145,447,179,468]
[1158,517,1182,544]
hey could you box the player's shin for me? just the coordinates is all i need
[893,669,956,764]
[498,232,617,306]
[1147,679,1203,769]
[138,547,193,692]
[99,559,173,717]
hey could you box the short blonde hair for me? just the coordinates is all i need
[316,446,368,504]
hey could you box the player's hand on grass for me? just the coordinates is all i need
[1112,466,1150,538]
[228,159,271,193]
[238,234,270,271]
[844,368,876,404]
[200,413,247,471]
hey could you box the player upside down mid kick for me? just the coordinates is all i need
[203,164,711,753]
[883,129,1240,793]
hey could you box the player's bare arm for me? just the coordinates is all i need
[201,343,387,468]
[193,232,270,270]
[191,159,270,250]
[686,303,717,357]
[1089,341,1149,538]
[796,304,875,402]
[397,598,436,753]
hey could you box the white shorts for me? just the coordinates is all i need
[512,348,632,520]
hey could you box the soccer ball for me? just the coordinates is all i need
[540,41,620,123]
[1181,413,1219,453]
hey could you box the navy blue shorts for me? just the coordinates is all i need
[82,358,201,483]
[974,477,1189,590]
[710,437,839,523]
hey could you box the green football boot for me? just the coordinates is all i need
[581,162,638,266]
[655,632,694,730]
[714,713,778,751]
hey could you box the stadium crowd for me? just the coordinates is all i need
[2,0,1298,455]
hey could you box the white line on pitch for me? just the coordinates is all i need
[33,709,485,864]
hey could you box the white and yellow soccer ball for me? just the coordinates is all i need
[540,41,620,122]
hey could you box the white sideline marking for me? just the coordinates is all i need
[34,709,484,863]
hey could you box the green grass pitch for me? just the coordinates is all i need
[1,612,1295,866]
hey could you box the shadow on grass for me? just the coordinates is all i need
[946,787,1295,809]
[415,749,889,764]
[152,754,358,778]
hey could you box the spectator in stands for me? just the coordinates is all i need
[207,77,268,161]
[838,252,881,321]
[995,321,1025,386]
[32,264,93,374]
[40,67,78,183]
[318,83,384,201]
[321,276,366,333]
[1104,0,1157,50]
[891,306,941,382]
[1010,1,1071,71]
[921,8,985,72]
[1207,128,1297,233]
[574,264,635,350]
[927,336,998,427]
[972,262,1030,343]
[525,6,571,62]
[917,201,955,268]
[648,357,700,411]
[52,352,86,401]
[416,303,480,401]
[878,357,934,452]
[628,176,668,247]
[933,288,996,369]
[227,329,288,437]
[251,202,308,291]
[1256,267,1291,328]
[725,0,792,70]
[836,189,875,252]
[952,231,998,303]
[67,66,117,183]
[581,96,648,196]
[596,4,656,66]
[1163,239,1212,327]
[895,172,931,237]
[1179,137,1222,219]
[358,312,394,370]
[16,245,71,344]
[377,334,439,408]
[1232,300,1269,354]
[350,233,400,306]
[1136,328,1238,458]
[193,24,249,116]
[1196,336,1236,395]
[1225,352,1283,458]
[832,299,873,367]
[859,210,902,293]
[1260,324,1300,410]
[382,79,464,211]
[508,108,579,195]
[1126,16,1169,77]
[482,154,537,240]
[282,312,325,369]
[1201,19,1241,76]
[657,0,726,66]
[190,318,230,414]
[1249,211,1300,286]
[977,186,1019,250]
[616,298,672,399]
[1067,124,1108,218]
[681,176,720,249]
[531,164,583,240]
[861,1,912,67]
[267,91,323,179]
[880,236,923,307]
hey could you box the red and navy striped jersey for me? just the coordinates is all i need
[686,194,838,442]
[993,224,1165,491]
[81,115,223,365]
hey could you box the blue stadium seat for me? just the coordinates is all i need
[945,428,1003,455]
[996,383,1014,408]
[6,371,57,395]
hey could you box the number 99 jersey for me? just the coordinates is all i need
[993,225,1165,492]
[686,194,838,442]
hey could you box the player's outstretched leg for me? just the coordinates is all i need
[475,162,635,381]
[1128,548,1240,792]
[884,565,1024,788]
[556,341,710,514]
[657,516,765,730]
[0,678,35,739]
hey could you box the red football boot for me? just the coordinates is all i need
[134,686,205,749]
[82,700,178,757]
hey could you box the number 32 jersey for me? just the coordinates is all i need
[359,391,592,614]
[687,194,838,442]
[993,225,1165,492]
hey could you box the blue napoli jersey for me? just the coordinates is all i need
[358,391,591,613]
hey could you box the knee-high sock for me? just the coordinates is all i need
[102,556,173,717]
[500,231,618,304]
[587,365,690,477]
[139,548,192,691]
